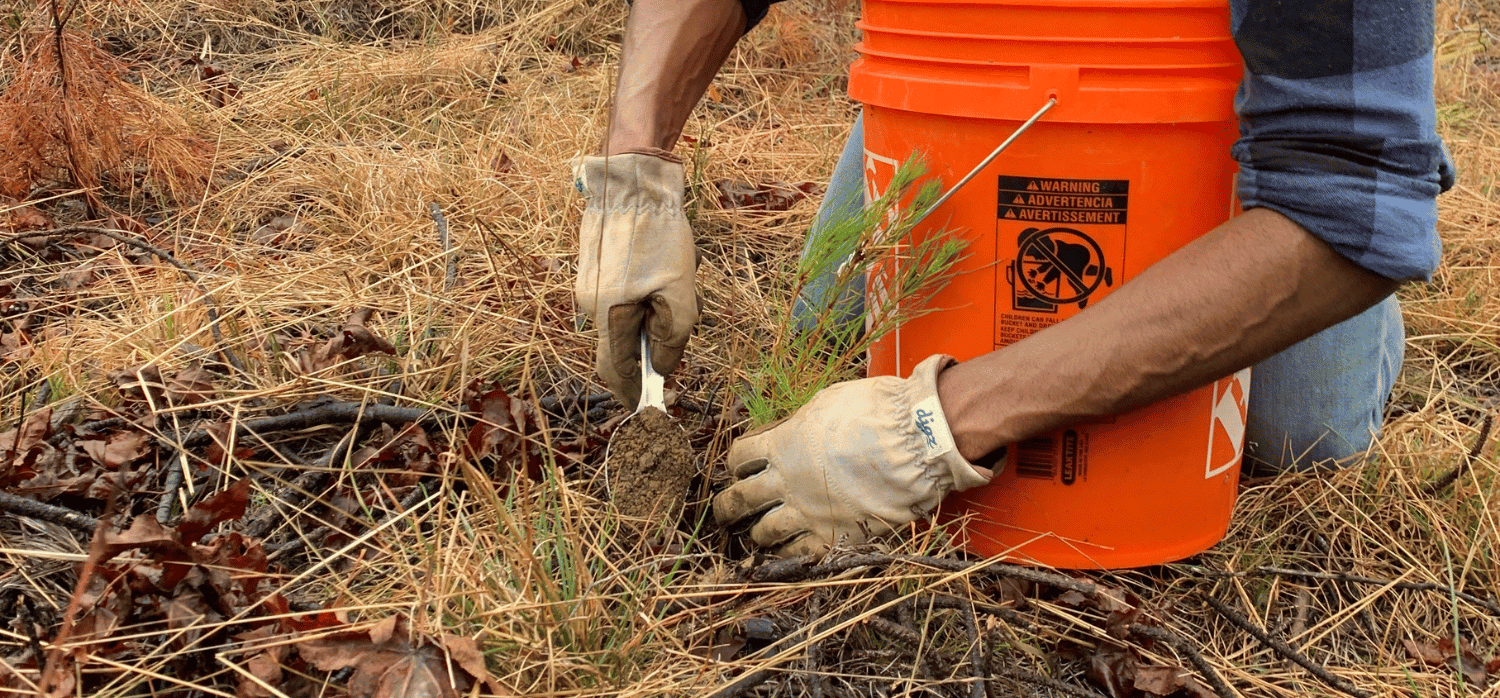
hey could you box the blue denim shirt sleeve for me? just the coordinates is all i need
[1230,0,1454,281]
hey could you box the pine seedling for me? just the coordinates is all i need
[740,156,967,425]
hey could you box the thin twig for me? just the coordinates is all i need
[428,202,456,289]
[155,452,185,523]
[1129,623,1237,698]
[961,599,986,698]
[865,615,952,686]
[1424,412,1493,495]
[1184,565,1500,616]
[3,226,246,372]
[896,594,1034,632]
[0,490,99,533]
[1200,593,1371,698]
[749,552,1098,595]
[174,401,448,450]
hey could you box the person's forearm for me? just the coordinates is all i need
[937,207,1403,461]
[604,0,746,160]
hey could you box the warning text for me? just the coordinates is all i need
[997,175,1130,225]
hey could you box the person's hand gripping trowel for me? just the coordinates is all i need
[574,153,697,524]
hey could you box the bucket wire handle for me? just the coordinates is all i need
[911,97,1057,227]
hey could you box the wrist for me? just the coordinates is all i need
[909,355,994,487]
[935,358,1012,463]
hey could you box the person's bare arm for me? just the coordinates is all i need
[603,0,746,159]
[938,207,1402,461]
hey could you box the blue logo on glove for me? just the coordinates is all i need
[914,408,938,448]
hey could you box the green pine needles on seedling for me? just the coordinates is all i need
[740,156,967,425]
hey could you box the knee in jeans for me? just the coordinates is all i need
[1242,413,1380,476]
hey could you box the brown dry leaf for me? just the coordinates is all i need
[1440,637,1490,686]
[178,478,251,545]
[463,385,526,464]
[296,616,469,698]
[199,61,242,108]
[78,430,153,469]
[166,362,216,405]
[1133,666,1214,698]
[4,203,52,231]
[440,634,512,696]
[1,406,52,458]
[111,364,166,404]
[1086,644,1138,698]
[234,626,290,698]
[101,515,187,563]
[165,589,217,650]
[1405,638,1449,666]
[249,213,312,248]
[0,326,30,362]
[59,261,97,292]
[303,307,398,373]
[490,151,516,175]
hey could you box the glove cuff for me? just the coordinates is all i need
[907,355,994,493]
[574,153,685,213]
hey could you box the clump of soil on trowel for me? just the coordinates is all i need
[607,407,694,529]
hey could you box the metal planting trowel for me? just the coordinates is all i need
[603,329,694,523]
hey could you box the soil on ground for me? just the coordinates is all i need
[607,407,695,525]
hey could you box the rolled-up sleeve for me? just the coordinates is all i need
[1230,0,1454,281]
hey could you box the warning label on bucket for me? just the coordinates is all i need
[997,175,1129,347]
[997,176,1129,224]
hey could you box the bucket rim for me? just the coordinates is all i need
[856,24,1234,45]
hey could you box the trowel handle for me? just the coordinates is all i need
[637,329,666,412]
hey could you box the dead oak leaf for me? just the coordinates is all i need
[296,616,470,698]
[234,626,291,698]
[1133,666,1215,698]
[250,214,312,248]
[59,261,98,292]
[79,430,153,469]
[178,478,251,545]
[166,362,216,406]
[111,364,167,404]
[440,634,512,696]
[101,515,188,564]
[302,307,398,373]
[1,407,52,463]
[4,203,52,231]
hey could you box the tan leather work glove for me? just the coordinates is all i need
[575,153,699,407]
[713,354,997,557]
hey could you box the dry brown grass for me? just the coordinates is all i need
[1,0,1497,696]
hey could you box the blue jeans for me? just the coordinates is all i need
[797,114,1404,473]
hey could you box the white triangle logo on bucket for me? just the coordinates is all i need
[862,149,902,342]
[1204,367,1251,479]
[863,149,902,225]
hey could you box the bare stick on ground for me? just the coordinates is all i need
[0,490,99,533]
[1183,565,1500,616]
[1200,593,1371,698]
[1424,411,1493,496]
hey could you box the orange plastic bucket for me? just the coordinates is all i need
[850,0,1249,569]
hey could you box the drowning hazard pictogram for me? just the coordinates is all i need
[1008,227,1115,310]
[1204,368,1251,479]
